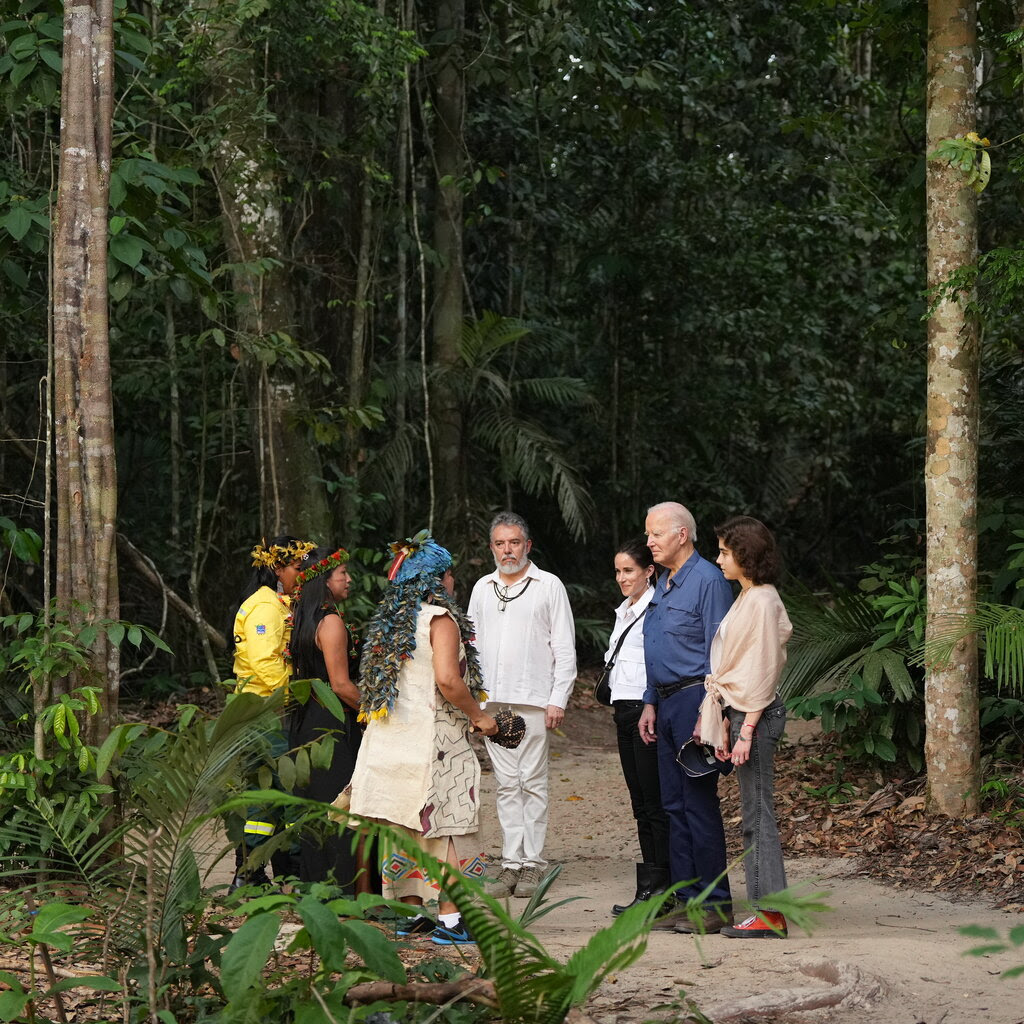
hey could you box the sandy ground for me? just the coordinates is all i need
[207,709,1024,1024]
[471,713,1024,1024]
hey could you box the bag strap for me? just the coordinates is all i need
[604,607,647,669]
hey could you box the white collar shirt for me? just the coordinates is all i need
[603,586,654,702]
[468,562,577,709]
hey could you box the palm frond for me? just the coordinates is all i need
[459,310,531,368]
[124,693,280,955]
[922,602,1024,692]
[472,410,594,540]
[779,585,882,698]
[512,376,593,409]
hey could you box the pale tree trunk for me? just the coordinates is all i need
[924,0,981,816]
[196,5,331,544]
[430,0,466,537]
[214,148,332,543]
[52,0,119,744]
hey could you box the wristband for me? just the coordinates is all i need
[741,724,755,734]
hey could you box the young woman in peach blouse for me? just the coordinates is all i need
[697,516,793,938]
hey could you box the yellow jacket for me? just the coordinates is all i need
[232,586,291,696]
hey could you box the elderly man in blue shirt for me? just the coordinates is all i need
[638,501,734,932]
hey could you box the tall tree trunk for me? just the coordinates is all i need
[924,0,981,817]
[52,0,119,744]
[430,0,466,537]
[199,5,332,544]
[215,149,332,543]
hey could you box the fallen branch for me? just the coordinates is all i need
[117,533,226,651]
[0,959,91,981]
[344,977,497,1009]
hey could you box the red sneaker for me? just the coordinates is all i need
[720,910,787,938]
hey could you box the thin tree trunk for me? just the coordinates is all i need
[165,297,181,549]
[430,0,466,536]
[924,0,981,817]
[52,0,119,744]
[393,10,412,538]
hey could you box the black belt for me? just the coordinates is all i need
[655,677,704,700]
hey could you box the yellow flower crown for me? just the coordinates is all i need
[250,539,318,569]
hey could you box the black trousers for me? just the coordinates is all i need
[613,700,669,868]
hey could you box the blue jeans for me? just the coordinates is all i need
[655,686,731,904]
[727,699,787,908]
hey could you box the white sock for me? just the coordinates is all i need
[439,912,461,929]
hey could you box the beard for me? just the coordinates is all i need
[495,552,530,576]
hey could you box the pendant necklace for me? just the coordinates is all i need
[492,576,533,612]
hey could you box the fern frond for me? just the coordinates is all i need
[922,602,1024,692]
[779,586,882,698]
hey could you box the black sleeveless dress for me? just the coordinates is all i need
[288,614,362,890]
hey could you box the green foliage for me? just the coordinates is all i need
[960,923,1024,979]
[789,673,910,767]
[782,555,926,771]
[929,132,992,193]
[0,515,41,563]
[0,604,170,691]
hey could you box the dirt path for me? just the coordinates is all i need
[206,709,1022,1023]
[473,713,1024,1024]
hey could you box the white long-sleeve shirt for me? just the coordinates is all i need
[603,586,653,702]
[468,563,577,709]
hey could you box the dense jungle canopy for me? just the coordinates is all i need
[1,0,1022,695]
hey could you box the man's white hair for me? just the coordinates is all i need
[647,501,698,543]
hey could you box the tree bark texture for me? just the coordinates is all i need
[52,0,119,742]
[430,0,467,536]
[214,142,331,543]
[201,11,331,544]
[924,0,981,816]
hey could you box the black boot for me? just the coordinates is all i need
[612,863,668,916]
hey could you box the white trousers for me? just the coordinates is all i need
[485,703,549,870]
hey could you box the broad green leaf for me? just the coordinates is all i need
[109,233,144,269]
[1,206,33,242]
[10,56,37,87]
[38,47,61,73]
[311,678,349,727]
[47,975,122,995]
[296,896,347,972]
[32,903,93,940]
[336,920,406,983]
[277,755,296,792]
[219,913,280,1002]
[0,988,30,1021]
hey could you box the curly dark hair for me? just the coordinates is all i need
[714,516,782,586]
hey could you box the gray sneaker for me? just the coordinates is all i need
[485,866,521,898]
[514,866,543,898]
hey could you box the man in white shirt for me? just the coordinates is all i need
[468,512,577,898]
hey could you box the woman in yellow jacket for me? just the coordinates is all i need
[230,535,315,888]
[232,537,315,695]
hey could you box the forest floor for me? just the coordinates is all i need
[464,691,1024,1024]
[189,683,1022,1024]
[11,686,1021,1024]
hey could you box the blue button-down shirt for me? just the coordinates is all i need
[642,550,734,704]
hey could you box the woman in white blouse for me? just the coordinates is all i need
[605,539,669,916]
[697,516,793,938]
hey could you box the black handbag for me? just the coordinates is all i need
[595,609,646,707]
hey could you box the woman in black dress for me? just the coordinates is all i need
[288,546,364,890]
